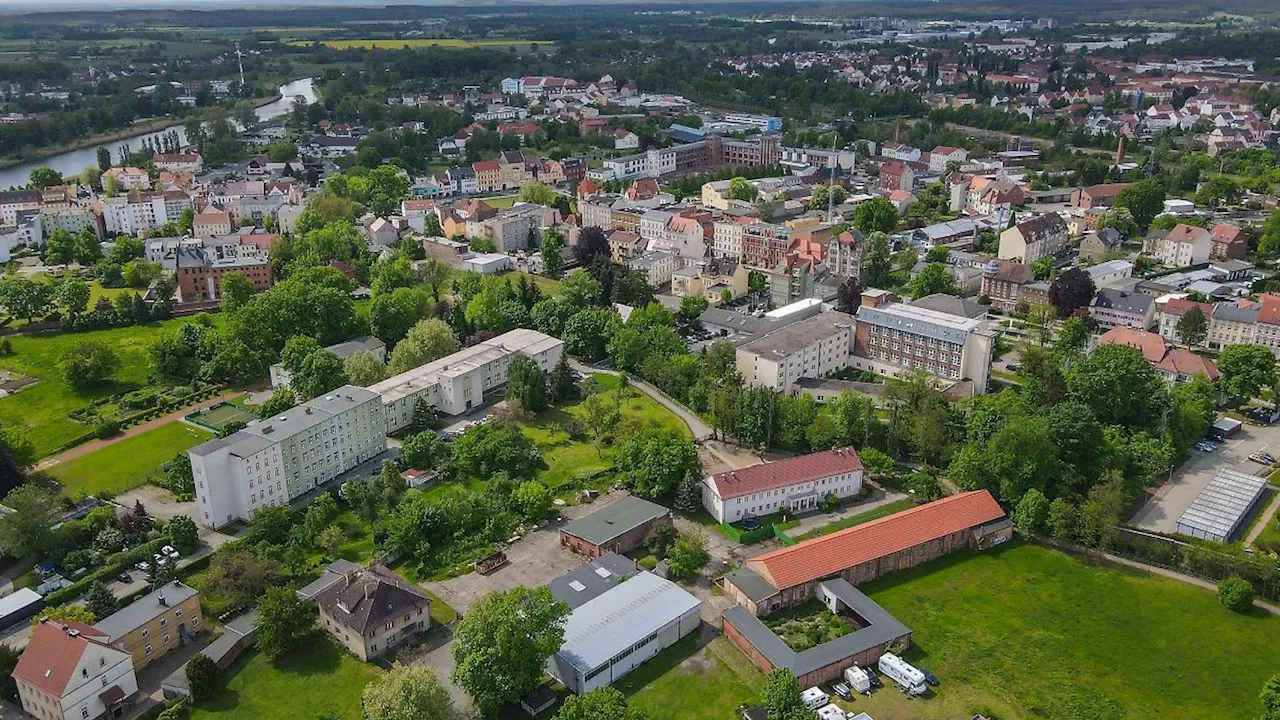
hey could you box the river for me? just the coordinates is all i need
[0,77,318,191]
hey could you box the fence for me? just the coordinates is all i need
[1107,527,1280,602]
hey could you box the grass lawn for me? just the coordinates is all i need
[0,316,218,458]
[520,374,691,490]
[793,498,918,541]
[187,401,258,433]
[838,542,1280,720]
[623,635,762,720]
[190,635,383,720]
[43,421,213,497]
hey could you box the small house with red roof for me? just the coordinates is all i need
[1210,223,1248,260]
[701,448,864,524]
[1097,326,1220,383]
[13,620,138,720]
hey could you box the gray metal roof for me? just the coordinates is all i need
[910,293,987,320]
[1212,302,1259,324]
[560,497,671,547]
[738,312,856,361]
[722,578,911,677]
[548,553,638,609]
[857,302,983,345]
[296,559,361,599]
[723,567,779,604]
[1177,468,1267,542]
[94,581,199,643]
[557,571,701,675]
[1092,289,1153,315]
[324,336,385,360]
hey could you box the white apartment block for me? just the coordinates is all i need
[850,290,994,392]
[369,328,564,432]
[736,312,856,393]
[712,221,747,260]
[189,386,386,528]
[1207,302,1260,351]
[1146,224,1212,267]
[702,447,864,523]
[99,192,192,236]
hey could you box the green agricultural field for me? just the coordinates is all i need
[519,374,691,490]
[43,421,212,497]
[287,38,550,50]
[624,635,762,720]
[0,316,219,458]
[833,543,1280,720]
[190,637,383,720]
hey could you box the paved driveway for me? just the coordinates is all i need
[1130,421,1280,534]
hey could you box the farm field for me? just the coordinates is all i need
[828,542,1280,720]
[43,420,212,497]
[287,38,551,50]
[0,316,219,457]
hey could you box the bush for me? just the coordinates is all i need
[94,420,121,439]
[185,653,219,701]
[1219,576,1255,613]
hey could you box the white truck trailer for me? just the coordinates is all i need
[878,652,927,696]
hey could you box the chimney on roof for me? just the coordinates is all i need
[364,582,377,601]
[158,594,167,607]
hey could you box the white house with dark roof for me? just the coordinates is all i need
[701,448,864,523]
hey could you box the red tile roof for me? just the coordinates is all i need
[1161,297,1214,319]
[1210,223,1246,245]
[1158,348,1220,381]
[709,448,863,501]
[748,490,1005,590]
[1166,223,1211,246]
[1097,326,1168,363]
[13,620,113,697]
[1258,294,1280,326]
[471,160,500,172]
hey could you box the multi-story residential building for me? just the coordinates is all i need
[1078,228,1124,262]
[151,153,203,172]
[720,135,782,167]
[980,260,1033,311]
[1071,183,1130,209]
[1090,289,1156,330]
[103,166,150,191]
[1255,294,1280,357]
[1157,297,1215,345]
[188,386,386,528]
[670,260,749,303]
[1210,223,1248,260]
[310,565,431,661]
[448,166,478,196]
[701,447,864,523]
[607,230,645,262]
[627,250,679,287]
[927,145,968,172]
[736,311,855,393]
[851,289,994,392]
[881,143,922,163]
[193,209,232,239]
[170,249,272,304]
[498,150,526,190]
[93,582,202,670]
[998,213,1068,264]
[13,620,138,720]
[878,161,914,192]
[1207,300,1261,351]
[641,211,707,261]
[472,160,501,193]
[98,191,192,236]
[0,189,40,226]
[1145,224,1212,267]
[370,328,563,431]
[579,195,616,231]
[712,218,756,260]
[1097,327,1220,384]
[479,204,541,253]
[825,229,864,280]
[741,223,791,269]
[39,208,96,237]
[765,254,830,307]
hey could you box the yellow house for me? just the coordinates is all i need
[701,180,733,210]
[311,565,431,661]
[94,581,203,670]
[671,261,750,303]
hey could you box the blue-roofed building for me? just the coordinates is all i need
[666,123,707,143]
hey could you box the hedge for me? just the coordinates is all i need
[44,539,163,606]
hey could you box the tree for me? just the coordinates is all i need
[513,480,552,522]
[518,179,557,207]
[259,387,297,418]
[451,586,571,712]
[1096,206,1139,238]
[548,355,577,403]
[1078,475,1126,551]
[343,351,386,387]
[1217,344,1277,404]
[363,666,459,720]
[1030,256,1054,282]
[220,272,255,314]
[1069,343,1168,429]
[564,308,617,362]
[1114,178,1165,228]
[97,146,111,172]
[1260,672,1280,720]
[292,349,348,400]
[387,318,459,375]
[1175,306,1208,347]
[84,581,117,621]
[1014,488,1050,535]
[254,586,314,659]
[54,279,91,321]
[370,287,431,347]
[853,196,899,234]
[28,166,62,189]
[906,263,958,299]
[401,431,448,471]
[1048,497,1078,541]
[167,515,199,554]
[208,550,283,609]
[615,429,700,500]
[1047,267,1096,318]
[186,652,220,701]
[452,421,537,480]
[0,276,53,323]
[762,668,813,720]
[541,229,565,275]
[666,530,709,579]
[574,226,610,267]
[34,604,96,626]
[554,688,647,720]
[506,354,549,412]
[0,483,61,557]
[1218,576,1254,613]
[863,232,892,288]
[728,176,758,202]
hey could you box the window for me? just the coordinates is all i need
[175,609,183,618]
[164,633,171,644]
[145,644,153,655]
[160,618,168,628]
[142,628,149,638]
[82,709,89,719]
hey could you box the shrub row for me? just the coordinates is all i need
[45,538,163,606]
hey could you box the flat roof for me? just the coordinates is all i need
[190,385,380,459]
[857,301,984,344]
[560,496,671,547]
[738,311,855,361]
[0,588,42,618]
[94,581,199,643]
[548,553,638,610]
[369,328,560,404]
[1177,468,1268,541]
[557,571,701,675]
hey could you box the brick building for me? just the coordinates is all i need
[560,496,673,558]
[173,249,273,303]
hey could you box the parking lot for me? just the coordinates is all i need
[1130,419,1280,535]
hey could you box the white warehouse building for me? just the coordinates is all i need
[369,328,564,432]
[189,386,386,528]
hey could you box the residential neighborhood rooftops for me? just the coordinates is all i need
[94,581,198,644]
[746,490,1005,591]
[1092,289,1153,315]
[560,496,671,547]
[313,565,430,635]
[709,448,863,501]
[548,552,638,609]
[13,620,118,697]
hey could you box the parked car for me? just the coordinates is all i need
[864,666,883,688]
[1249,452,1275,465]
[161,545,180,559]
[134,561,149,572]
[918,667,940,687]
[115,572,132,583]
[832,683,853,701]
[153,554,168,567]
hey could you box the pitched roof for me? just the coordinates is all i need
[747,490,1005,591]
[1166,223,1211,246]
[561,496,671,546]
[313,565,430,635]
[1097,326,1168,363]
[1161,297,1213,319]
[708,448,863,501]
[13,620,114,696]
[1210,224,1246,245]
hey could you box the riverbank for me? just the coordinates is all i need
[0,90,284,173]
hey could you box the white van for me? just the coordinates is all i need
[878,652,927,696]
[843,665,872,694]
[800,687,830,710]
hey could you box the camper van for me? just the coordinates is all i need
[816,705,847,720]
[800,687,830,710]
[843,665,872,694]
[878,652,927,696]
